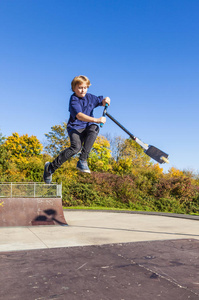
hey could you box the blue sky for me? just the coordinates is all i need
[0,0,199,173]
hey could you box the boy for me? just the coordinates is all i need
[43,75,110,184]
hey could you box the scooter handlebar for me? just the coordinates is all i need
[100,103,109,128]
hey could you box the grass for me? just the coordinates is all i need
[63,206,133,211]
[62,205,199,216]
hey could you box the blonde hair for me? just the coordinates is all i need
[71,75,91,92]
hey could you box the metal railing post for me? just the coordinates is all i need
[34,183,36,198]
[56,183,62,197]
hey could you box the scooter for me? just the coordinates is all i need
[101,104,169,164]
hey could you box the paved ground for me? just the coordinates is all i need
[0,210,199,252]
[0,210,199,299]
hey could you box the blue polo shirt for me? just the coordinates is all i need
[67,93,103,131]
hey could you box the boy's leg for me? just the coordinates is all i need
[43,130,83,183]
[50,130,83,172]
[79,124,99,160]
[77,124,99,173]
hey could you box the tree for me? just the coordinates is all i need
[110,137,151,175]
[118,138,151,165]
[44,122,70,157]
[0,132,5,145]
[88,135,112,172]
[0,132,11,180]
[0,133,43,181]
[4,133,43,158]
[107,135,124,162]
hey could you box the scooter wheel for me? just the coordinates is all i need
[161,156,169,164]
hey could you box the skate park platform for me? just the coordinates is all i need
[0,210,199,299]
[0,182,67,226]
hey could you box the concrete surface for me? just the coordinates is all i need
[0,210,199,300]
[0,210,198,252]
[1,239,199,300]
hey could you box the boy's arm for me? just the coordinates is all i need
[76,112,106,124]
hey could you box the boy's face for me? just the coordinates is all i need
[74,82,88,98]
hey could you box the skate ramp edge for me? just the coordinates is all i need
[0,198,67,227]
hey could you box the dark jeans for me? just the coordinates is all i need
[50,124,99,173]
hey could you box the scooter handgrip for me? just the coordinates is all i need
[100,103,109,128]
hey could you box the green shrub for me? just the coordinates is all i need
[153,176,198,203]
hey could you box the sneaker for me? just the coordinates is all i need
[77,160,91,173]
[43,162,52,184]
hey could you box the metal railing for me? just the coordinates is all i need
[0,182,62,198]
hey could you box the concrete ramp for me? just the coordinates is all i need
[0,197,67,226]
[0,183,67,226]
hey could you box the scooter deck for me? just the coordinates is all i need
[145,145,169,164]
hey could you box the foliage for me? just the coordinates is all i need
[0,144,12,180]
[19,157,44,182]
[152,176,198,203]
[111,157,134,175]
[0,132,5,145]
[88,135,112,172]
[61,171,199,215]
[0,128,199,216]
[0,133,43,182]
[167,167,185,178]
[4,133,43,158]
[44,122,70,157]
[117,138,151,167]
[62,172,137,209]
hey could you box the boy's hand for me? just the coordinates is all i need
[98,116,106,124]
[102,97,110,106]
